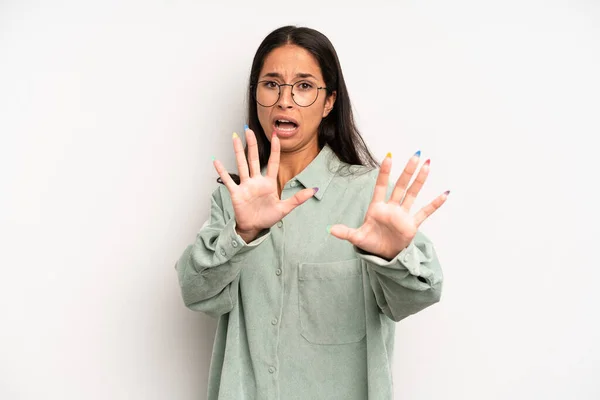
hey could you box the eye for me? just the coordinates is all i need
[296,82,314,91]
[261,81,278,89]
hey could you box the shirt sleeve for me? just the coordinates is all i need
[175,186,270,318]
[356,230,443,322]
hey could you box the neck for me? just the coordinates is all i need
[277,138,320,196]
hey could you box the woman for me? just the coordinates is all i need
[176,25,449,400]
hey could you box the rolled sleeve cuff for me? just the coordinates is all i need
[356,240,438,285]
[215,218,271,260]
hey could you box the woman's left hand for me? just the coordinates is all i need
[329,152,449,261]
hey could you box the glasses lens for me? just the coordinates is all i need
[255,81,279,107]
[292,82,318,107]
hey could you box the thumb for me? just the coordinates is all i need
[279,187,318,216]
[328,224,359,244]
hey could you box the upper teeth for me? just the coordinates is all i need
[278,120,292,123]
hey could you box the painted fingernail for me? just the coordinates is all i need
[326,225,332,234]
[232,132,239,139]
[244,124,249,131]
[386,152,392,159]
[414,150,421,158]
[424,159,431,166]
[444,190,450,196]
[272,131,277,139]
[211,156,216,161]
[313,187,319,194]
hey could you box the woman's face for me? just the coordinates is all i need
[256,44,336,152]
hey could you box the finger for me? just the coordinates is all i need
[266,132,280,179]
[245,128,261,177]
[413,190,449,227]
[372,154,392,203]
[233,132,249,182]
[328,224,360,245]
[213,158,237,193]
[278,187,317,216]
[401,159,430,211]
[389,151,421,204]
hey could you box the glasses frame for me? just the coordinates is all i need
[251,80,329,108]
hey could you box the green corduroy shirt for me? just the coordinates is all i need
[176,144,443,400]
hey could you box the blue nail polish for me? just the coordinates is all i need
[244,124,249,131]
[414,150,421,158]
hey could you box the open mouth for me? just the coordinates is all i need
[274,119,298,131]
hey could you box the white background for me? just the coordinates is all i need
[1,1,599,399]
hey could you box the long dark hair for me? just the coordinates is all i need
[219,25,379,184]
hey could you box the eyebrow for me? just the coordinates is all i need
[261,72,318,80]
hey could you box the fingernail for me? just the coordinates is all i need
[211,156,216,161]
[313,187,319,194]
[444,190,450,196]
[414,150,421,158]
[424,159,431,166]
[326,225,332,234]
[386,152,392,159]
[272,131,277,139]
[244,124,249,131]
[232,132,239,139]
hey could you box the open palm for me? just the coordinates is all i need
[212,128,317,240]
[329,152,449,260]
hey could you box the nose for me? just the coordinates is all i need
[276,84,294,109]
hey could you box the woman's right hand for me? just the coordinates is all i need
[212,128,318,243]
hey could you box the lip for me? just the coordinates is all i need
[272,114,299,126]
[272,115,300,138]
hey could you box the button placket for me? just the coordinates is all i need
[266,219,282,385]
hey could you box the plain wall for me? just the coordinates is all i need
[1,0,599,399]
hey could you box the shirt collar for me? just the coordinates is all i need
[294,144,338,201]
[260,144,340,201]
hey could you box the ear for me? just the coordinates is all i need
[322,91,337,118]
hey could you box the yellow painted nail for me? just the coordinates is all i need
[232,132,239,139]
[386,152,392,159]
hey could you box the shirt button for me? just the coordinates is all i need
[275,269,282,276]
[220,249,226,256]
[232,240,238,248]
[277,221,283,228]
[291,181,297,187]
[271,318,278,325]
[268,366,276,374]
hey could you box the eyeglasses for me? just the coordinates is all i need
[252,80,328,107]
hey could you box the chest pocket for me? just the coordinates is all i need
[298,258,366,345]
